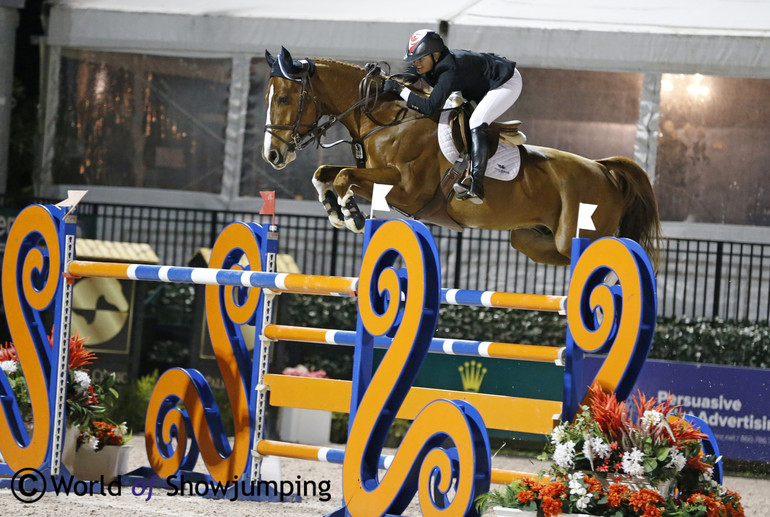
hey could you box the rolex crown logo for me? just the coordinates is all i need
[458,360,487,392]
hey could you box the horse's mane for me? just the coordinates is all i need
[315,58,367,74]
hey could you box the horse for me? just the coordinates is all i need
[262,48,661,268]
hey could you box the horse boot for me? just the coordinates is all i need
[467,123,489,204]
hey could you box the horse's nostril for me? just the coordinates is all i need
[268,149,280,164]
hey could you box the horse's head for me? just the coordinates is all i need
[263,47,318,169]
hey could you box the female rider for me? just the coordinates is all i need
[384,29,522,202]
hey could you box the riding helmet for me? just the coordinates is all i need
[404,29,446,61]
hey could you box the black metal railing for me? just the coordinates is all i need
[4,198,769,322]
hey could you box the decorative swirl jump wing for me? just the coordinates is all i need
[145,222,262,483]
[343,220,491,517]
[563,237,657,420]
[0,205,64,471]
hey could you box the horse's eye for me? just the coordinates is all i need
[277,96,289,104]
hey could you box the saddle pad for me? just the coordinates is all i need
[486,143,520,181]
[438,112,521,181]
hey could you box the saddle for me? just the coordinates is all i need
[447,93,527,161]
[413,94,527,231]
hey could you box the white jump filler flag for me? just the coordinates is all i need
[370,183,393,218]
[576,202,597,238]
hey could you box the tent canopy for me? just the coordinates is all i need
[47,0,770,78]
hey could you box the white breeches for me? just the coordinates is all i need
[468,68,522,129]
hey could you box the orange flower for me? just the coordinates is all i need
[588,383,627,440]
[628,488,665,512]
[540,481,566,498]
[607,483,630,507]
[540,495,563,517]
[584,475,603,493]
[517,490,535,504]
[4,332,94,369]
[0,341,18,362]
[642,506,663,517]
[66,332,96,369]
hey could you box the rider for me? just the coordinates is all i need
[383,29,522,202]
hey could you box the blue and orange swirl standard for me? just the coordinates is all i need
[562,237,657,420]
[145,222,263,484]
[343,220,491,517]
[0,205,68,472]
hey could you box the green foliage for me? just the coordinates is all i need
[144,283,196,325]
[282,293,769,372]
[110,370,160,432]
[66,369,119,428]
[651,317,770,367]
[330,412,349,443]
[283,293,358,331]
[211,389,234,437]
[329,412,410,447]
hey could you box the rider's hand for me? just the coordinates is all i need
[383,79,403,94]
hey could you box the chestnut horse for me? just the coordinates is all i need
[262,48,660,267]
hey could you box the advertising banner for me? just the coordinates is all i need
[585,357,770,462]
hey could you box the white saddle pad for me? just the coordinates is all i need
[438,111,521,181]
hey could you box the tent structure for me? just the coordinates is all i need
[45,0,770,78]
[5,0,769,240]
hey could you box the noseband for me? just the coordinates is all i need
[264,74,324,153]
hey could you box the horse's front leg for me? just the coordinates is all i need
[312,165,346,229]
[334,166,402,233]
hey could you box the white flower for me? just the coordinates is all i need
[86,435,99,451]
[591,437,611,460]
[621,448,645,477]
[568,472,585,492]
[576,494,592,510]
[117,422,128,436]
[642,410,664,427]
[0,360,17,374]
[72,370,91,394]
[550,423,567,444]
[582,437,594,461]
[554,440,576,469]
[667,447,687,471]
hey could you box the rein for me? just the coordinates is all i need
[265,64,427,156]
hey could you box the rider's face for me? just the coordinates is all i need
[414,54,434,74]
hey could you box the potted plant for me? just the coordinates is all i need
[73,419,132,482]
[0,332,127,476]
[476,384,745,516]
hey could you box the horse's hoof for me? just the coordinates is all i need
[340,194,366,233]
[327,213,346,229]
[348,216,365,233]
[321,191,345,228]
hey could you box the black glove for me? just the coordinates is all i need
[383,79,403,95]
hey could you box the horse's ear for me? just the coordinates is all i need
[265,50,275,68]
[278,46,303,79]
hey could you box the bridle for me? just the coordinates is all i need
[264,64,424,154]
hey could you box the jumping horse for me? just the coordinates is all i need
[262,48,661,267]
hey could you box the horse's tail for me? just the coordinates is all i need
[598,157,662,271]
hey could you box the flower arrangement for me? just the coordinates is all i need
[0,332,120,428]
[543,384,711,489]
[477,473,744,516]
[77,420,132,451]
[476,384,745,516]
[282,364,328,378]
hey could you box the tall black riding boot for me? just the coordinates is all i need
[468,123,489,202]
